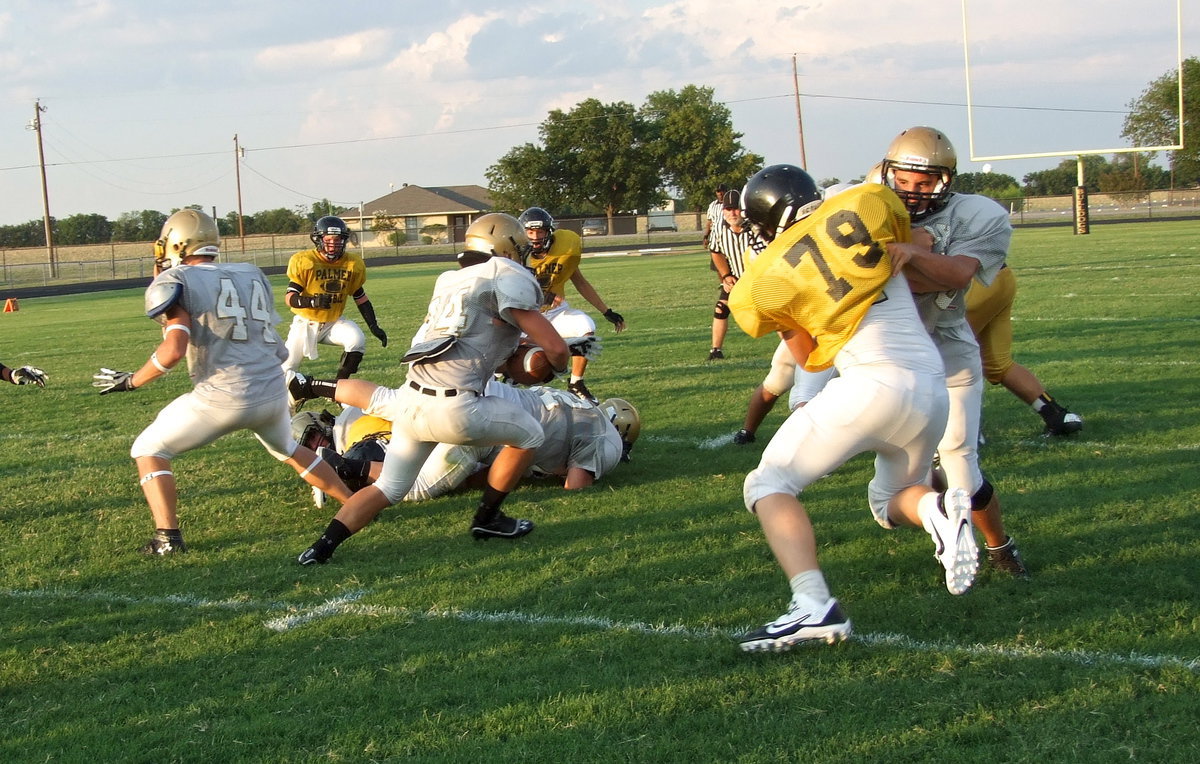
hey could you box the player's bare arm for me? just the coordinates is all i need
[889,240,979,292]
[563,466,596,490]
[511,308,570,372]
[568,269,625,332]
[779,328,815,369]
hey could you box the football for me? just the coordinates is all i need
[503,343,556,385]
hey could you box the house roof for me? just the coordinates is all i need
[341,184,495,218]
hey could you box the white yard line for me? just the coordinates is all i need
[5,586,1196,673]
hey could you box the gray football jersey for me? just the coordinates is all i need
[486,382,623,479]
[405,257,542,393]
[914,192,1012,331]
[146,262,287,408]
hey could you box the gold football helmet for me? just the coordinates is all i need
[881,126,957,219]
[599,397,640,461]
[864,161,885,185]
[463,213,530,263]
[154,209,220,267]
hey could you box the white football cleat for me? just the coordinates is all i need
[926,487,979,595]
[739,595,852,652]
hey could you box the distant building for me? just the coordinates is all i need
[338,184,494,246]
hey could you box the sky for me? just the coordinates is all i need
[0,0,1193,228]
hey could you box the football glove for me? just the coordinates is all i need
[93,368,137,395]
[296,293,333,310]
[12,365,48,387]
[565,336,602,361]
[602,308,625,328]
[369,324,388,347]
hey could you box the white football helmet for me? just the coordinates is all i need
[154,209,220,267]
[291,411,334,451]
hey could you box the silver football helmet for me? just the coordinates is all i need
[154,209,220,267]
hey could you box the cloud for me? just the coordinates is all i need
[256,29,393,72]
[385,12,500,82]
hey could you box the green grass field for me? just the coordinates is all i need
[2,221,1198,762]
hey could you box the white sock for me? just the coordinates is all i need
[789,570,831,604]
[570,375,583,384]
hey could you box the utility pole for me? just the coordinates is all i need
[30,100,56,277]
[791,54,808,171]
[233,134,246,254]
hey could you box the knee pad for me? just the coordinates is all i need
[971,478,995,511]
[713,301,730,320]
[337,351,364,379]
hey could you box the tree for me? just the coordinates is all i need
[541,98,661,223]
[308,200,337,222]
[112,210,168,242]
[954,171,1019,196]
[252,207,307,234]
[485,87,761,221]
[640,85,764,211]
[1022,156,1110,195]
[1096,154,1171,194]
[1123,56,1200,188]
[0,220,47,248]
[56,213,112,245]
[485,142,565,214]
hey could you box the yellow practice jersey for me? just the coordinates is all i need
[527,228,583,309]
[729,183,911,371]
[346,413,392,449]
[286,248,367,323]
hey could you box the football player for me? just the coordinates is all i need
[966,266,1083,436]
[518,207,625,404]
[281,215,387,384]
[309,383,636,501]
[882,125,1030,578]
[92,209,353,555]
[290,213,599,564]
[731,184,855,444]
[729,164,979,653]
[1,361,48,387]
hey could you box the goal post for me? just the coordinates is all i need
[960,0,1184,234]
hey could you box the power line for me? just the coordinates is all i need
[1,92,1131,174]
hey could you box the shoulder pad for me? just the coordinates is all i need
[145,279,184,321]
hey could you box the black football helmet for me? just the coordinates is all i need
[518,207,556,255]
[740,164,822,242]
[311,216,351,262]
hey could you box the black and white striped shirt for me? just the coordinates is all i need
[709,220,762,278]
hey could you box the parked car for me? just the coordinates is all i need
[581,218,608,236]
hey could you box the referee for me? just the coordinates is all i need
[707,189,762,360]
